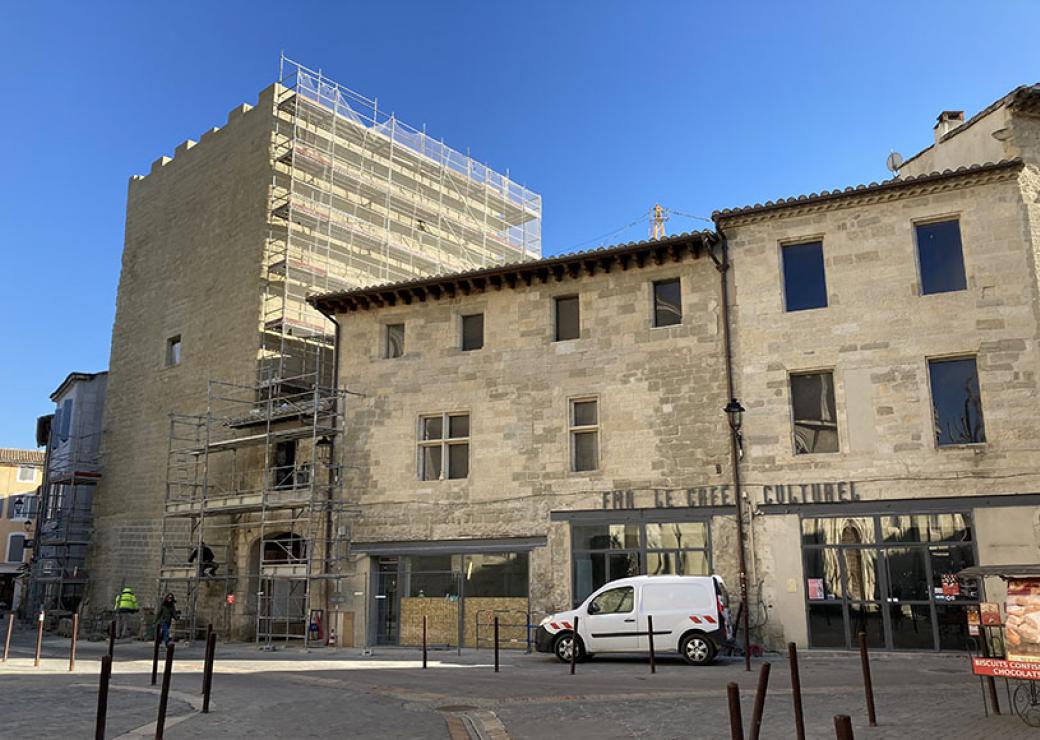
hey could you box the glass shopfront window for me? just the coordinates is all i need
[802,511,979,651]
[571,519,710,606]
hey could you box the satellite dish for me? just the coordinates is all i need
[886,151,904,175]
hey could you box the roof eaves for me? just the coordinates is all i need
[712,159,1023,222]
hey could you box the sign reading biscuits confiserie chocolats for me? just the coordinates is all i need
[1005,578,1040,662]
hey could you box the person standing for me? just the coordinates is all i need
[155,593,179,647]
[114,586,139,638]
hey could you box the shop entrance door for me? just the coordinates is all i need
[375,558,399,645]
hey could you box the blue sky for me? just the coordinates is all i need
[1,2,1037,448]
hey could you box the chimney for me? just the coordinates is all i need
[934,110,965,143]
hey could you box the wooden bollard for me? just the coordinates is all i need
[493,616,500,673]
[156,643,175,739]
[202,632,216,713]
[749,662,771,740]
[857,632,877,727]
[34,611,45,667]
[727,681,744,740]
[95,654,113,740]
[70,613,80,672]
[422,615,428,669]
[2,612,13,662]
[570,616,579,675]
[834,714,854,740]
[151,627,162,686]
[788,643,806,740]
[647,615,656,674]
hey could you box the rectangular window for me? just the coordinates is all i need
[418,413,470,480]
[16,466,35,483]
[790,371,839,454]
[569,398,599,472]
[916,220,967,295]
[928,357,985,446]
[166,335,182,366]
[782,241,828,311]
[460,313,484,351]
[554,296,580,341]
[652,278,682,327]
[385,324,405,359]
[7,495,36,519]
[7,534,26,563]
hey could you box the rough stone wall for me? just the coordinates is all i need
[336,255,733,624]
[87,90,278,612]
[723,169,1040,646]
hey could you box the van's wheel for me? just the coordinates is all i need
[553,632,585,663]
[681,633,716,665]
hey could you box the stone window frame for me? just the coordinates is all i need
[778,235,829,313]
[383,323,406,359]
[568,395,600,473]
[165,334,182,367]
[650,276,683,328]
[910,213,969,297]
[416,411,470,481]
[786,366,842,457]
[923,352,987,450]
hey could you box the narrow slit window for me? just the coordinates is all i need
[928,357,985,446]
[916,220,967,295]
[570,398,599,472]
[652,278,682,327]
[555,296,580,341]
[782,242,828,312]
[385,324,405,359]
[790,372,838,454]
[461,313,484,351]
[166,335,182,366]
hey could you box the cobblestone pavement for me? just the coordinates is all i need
[1,626,1037,739]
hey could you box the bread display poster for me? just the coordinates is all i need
[1005,578,1040,662]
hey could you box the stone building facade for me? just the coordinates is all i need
[314,84,1040,651]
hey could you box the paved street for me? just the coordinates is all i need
[1,626,1036,739]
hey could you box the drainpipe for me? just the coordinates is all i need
[313,303,341,640]
[708,228,752,671]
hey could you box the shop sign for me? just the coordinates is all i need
[598,481,858,510]
[972,657,1040,681]
[1006,579,1040,662]
[966,606,981,637]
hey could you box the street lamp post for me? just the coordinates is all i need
[724,398,752,671]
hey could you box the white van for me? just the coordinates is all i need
[534,575,730,665]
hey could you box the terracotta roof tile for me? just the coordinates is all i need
[0,448,45,466]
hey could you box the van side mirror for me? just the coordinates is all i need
[587,601,600,615]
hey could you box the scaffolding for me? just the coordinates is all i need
[158,372,355,646]
[261,55,542,388]
[29,381,106,615]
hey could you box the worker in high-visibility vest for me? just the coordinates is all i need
[114,587,139,638]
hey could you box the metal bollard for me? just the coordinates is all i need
[70,613,80,672]
[107,619,115,658]
[647,614,656,674]
[834,714,854,740]
[493,616,500,673]
[788,643,806,740]
[202,632,216,713]
[34,611,45,667]
[3,612,14,662]
[156,643,175,739]
[151,627,161,686]
[95,654,112,740]
[570,616,578,675]
[749,661,771,740]
[979,625,1001,714]
[422,615,428,669]
[857,632,877,727]
[727,681,744,740]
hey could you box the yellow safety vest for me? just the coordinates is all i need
[115,590,139,611]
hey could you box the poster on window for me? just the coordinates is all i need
[1005,579,1040,662]
[807,578,825,601]
[966,606,981,637]
[980,602,1001,627]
